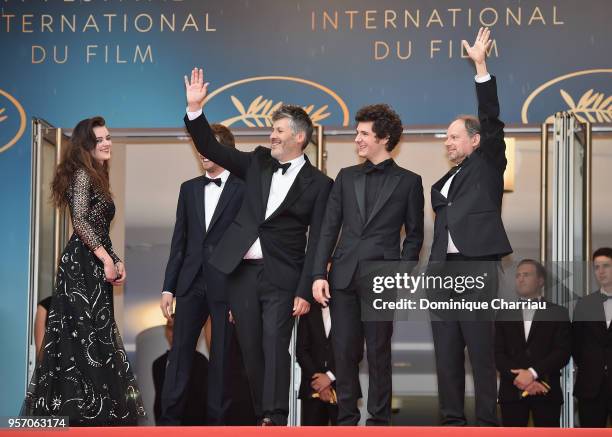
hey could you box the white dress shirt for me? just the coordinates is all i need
[243,153,306,259]
[187,108,307,260]
[322,306,331,338]
[162,169,229,295]
[440,170,461,254]
[520,296,541,379]
[204,169,230,231]
[522,305,536,341]
[321,306,336,382]
[444,73,492,255]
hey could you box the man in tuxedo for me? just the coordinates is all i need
[158,123,245,425]
[428,28,512,426]
[312,104,424,425]
[182,68,333,426]
[296,305,341,425]
[153,315,209,425]
[573,247,612,427]
[495,259,571,427]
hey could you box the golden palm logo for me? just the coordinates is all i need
[521,69,612,123]
[223,95,331,127]
[0,88,27,154]
[203,76,350,127]
[554,89,612,123]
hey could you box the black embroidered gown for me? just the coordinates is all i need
[22,168,146,425]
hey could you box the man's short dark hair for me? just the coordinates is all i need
[271,105,313,150]
[211,123,236,148]
[593,247,612,261]
[517,258,547,283]
[355,104,403,151]
[455,115,481,138]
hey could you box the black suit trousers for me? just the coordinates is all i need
[430,254,499,426]
[301,398,338,425]
[160,271,233,425]
[578,382,612,427]
[500,401,561,427]
[330,286,393,426]
[227,261,295,426]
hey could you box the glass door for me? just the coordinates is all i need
[27,119,70,379]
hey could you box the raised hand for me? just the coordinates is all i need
[462,27,492,65]
[184,67,209,112]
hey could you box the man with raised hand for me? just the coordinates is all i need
[182,68,333,426]
[429,28,512,426]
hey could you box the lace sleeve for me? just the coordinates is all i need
[105,244,122,264]
[69,168,102,251]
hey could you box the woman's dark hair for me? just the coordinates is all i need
[51,116,111,207]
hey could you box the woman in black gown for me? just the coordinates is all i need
[22,116,145,425]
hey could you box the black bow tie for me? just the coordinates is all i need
[445,158,468,178]
[602,293,610,303]
[363,159,391,174]
[519,297,540,303]
[272,160,291,175]
[204,177,222,187]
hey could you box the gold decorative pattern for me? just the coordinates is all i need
[0,88,27,154]
[202,75,349,126]
[221,95,331,127]
[549,89,612,123]
[521,69,612,123]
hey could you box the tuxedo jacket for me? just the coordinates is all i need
[572,291,612,399]
[296,307,337,400]
[495,301,571,404]
[184,113,333,301]
[312,161,424,290]
[162,174,245,300]
[430,77,512,261]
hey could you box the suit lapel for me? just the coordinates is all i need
[260,157,275,218]
[525,312,538,345]
[513,310,528,347]
[432,173,451,194]
[595,294,609,334]
[194,177,206,232]
[447,158,474,199]
[524,300,545,345]
[206,175,238,236]
[364,165,402,228]
[265,157,314,222]
[353,170,367,224]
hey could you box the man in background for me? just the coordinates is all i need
[495,259,570,427]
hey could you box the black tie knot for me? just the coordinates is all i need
[519,297,540,303]
[204,177,222,187]
[272,160,291,175]
[602,293,610,303]
[363,160,390,174]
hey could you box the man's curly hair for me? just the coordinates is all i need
[355,104,403,151]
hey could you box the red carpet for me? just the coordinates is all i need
[1,427,609,436]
